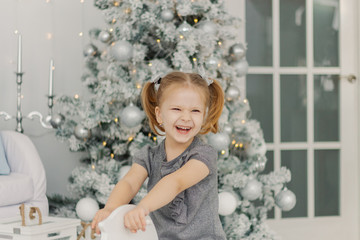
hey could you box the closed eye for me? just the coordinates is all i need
[192,109,201,113]
[171,108,181,111]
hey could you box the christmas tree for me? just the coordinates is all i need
[50,0,296,239]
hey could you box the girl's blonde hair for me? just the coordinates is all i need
[141,71,224,136]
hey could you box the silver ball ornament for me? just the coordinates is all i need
[120,104,145,128]
[233,58,249,77]
[240,178,262,201]
[225,85,241,101]
[205,56,220,70]
[229,43,246,61]
[161,9,174,22]
[275,188,296,211]
[98,30,112,43]
[83,44,98,57]
[50,114,65,129]
[178,22,192,35]
[110,40,133,62]
[218,191,238,216]
[198,21,218,35]
[208,132,230,152]
[74,124,91,139]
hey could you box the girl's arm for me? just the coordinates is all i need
[124,159,209,232]
[91,163,148,233]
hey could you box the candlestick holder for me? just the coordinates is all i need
[0,71,54,133]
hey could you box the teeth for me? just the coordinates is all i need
[177,126,190,130]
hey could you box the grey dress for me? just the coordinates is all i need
[132,136,227,240]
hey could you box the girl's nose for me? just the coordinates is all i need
[181,111,191,121]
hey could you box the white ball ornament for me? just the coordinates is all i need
[76,197,99,222]
[161,9,174,21]
[208,132,230,152]
[275,188,296,211]
[218,192,238,216]
[110,40,133,62]
[178,22,192,35]
[120,104,145,128]
[198,21,218,35]
[205,56,219,70]
[240,178,262,201]
[118,165,131,180]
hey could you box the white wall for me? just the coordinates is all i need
[0,0,105,196]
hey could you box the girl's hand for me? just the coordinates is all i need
[124,204,150,233]
[91,208,112,234]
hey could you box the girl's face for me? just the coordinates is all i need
[155,84,206,148]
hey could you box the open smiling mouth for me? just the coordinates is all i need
[176,126,192,134]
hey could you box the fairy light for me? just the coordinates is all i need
[148,62,152,66]
[148,133,152,138]
[91,164,95,170]
[109,28,114,32]
[112,18,117,24]
[79,32,83,37]
[136,83,142,89]
[218,41,222,46]
[80,0,84,3]
[128,136,134,142]
[132,69,137,74]
[46,33,53,40]
[194,18,198,23]
[232,139,236,145]
[114,117,118,123]
[241,120,246,124]
[239,143,243,148]
[156,39,161,43]
[217,63,221,67]
[74,94,79,99]
[110,153,115,158]
[14,30,19,34]
[243,99,248,103]
[235,143,239,148]
[102,141,107,146]
[153,136,157,141]
[193,58,197,62]
[221,150,226,155]
[179,35,184,39]
[114,1,120,6]
[125,8,131,14]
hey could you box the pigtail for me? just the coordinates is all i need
[200,79,224,134]
[141,82,164,135]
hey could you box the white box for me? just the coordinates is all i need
[0,216,80,240]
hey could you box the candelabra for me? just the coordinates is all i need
[0,71,54,133]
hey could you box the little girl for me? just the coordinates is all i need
[92,71,226,239]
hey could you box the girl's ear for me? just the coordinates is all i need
[155,106,162,124]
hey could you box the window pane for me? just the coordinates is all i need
[280,75,307,142]
[246,0,273,66]
[281,150,307,218]
[313,0,339,67]
[314,149,340,216]
[280,0,306,66]
[265,151,274,219]
[314,75,339,141]
[246,74,273,143]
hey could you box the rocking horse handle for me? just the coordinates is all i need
[29,207,43,225]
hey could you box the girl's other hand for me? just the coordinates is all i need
[91,208,112,234]
[124,204,150,233]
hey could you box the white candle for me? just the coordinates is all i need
[49,59,54,96]
[17,34,22,73]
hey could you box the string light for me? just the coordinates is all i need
[79,32,83,37]
[179,35,184,39]
[241,120,246,124]
[153,136,157,141]
[218,41,222,46]
[14,30,19,34]
[80,0,85,3]
[148,133,152,138]
[156,39,161,43]
[194,18,198,23]
[114,117,118,123]
[243,99,248,103]
[102,141,107,146]
[136,83,142,89]
[114,1,120,6]
[109,28,114,32]
[74,94,79,99]
[148,62,152,66]
[221,150,226,155]
[232,140,236,145]
[91,164,95,170]
[110,153,114,158]
[192,58,197,62]
[112,18,117,24]
[235,143,239,148]
[128,136,134,142]
[239,143,243,148]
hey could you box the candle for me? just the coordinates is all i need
[17,34,22,73]
[49,59,54,96]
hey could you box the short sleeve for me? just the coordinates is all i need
[132,145,151,174]
[187,144,217,175]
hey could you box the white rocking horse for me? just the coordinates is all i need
[98,204,159,240]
